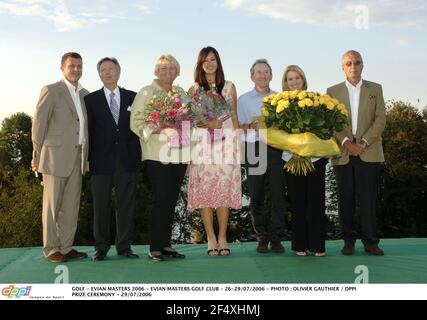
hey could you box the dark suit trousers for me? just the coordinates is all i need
[287,158,327,252]
[145,160,187,252]
[245,141,286,242]
[91,155,137,254]
[334,156,380,245]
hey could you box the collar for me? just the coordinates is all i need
[63,77,82,93]
[103,86,120,97]
[345,78,363,90]
[249,87,274,97]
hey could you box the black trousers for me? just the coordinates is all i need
[91,157,137,254]
[287,158,327,252]
[145,160,187,252]
[245,141,286,242]
[334,156,380,245]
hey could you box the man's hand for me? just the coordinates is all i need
[343,140,365,156]
[31,162,39,172]
[357,141,367,150]
[249,121,259,130]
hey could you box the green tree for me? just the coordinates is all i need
[325,164,341,239]
[0,113,43,247]
[378,101,427,236]
[0,113,33,169]
[0,167,43,247]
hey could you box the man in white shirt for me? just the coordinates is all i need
[327,50,386,256]
[237,59,286,254]
[31,52,89,262]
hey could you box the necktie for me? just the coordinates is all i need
[109,92,120,124]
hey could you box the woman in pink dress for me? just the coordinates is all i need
[187,46,242,256]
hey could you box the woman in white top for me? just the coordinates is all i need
[130,54,187,261]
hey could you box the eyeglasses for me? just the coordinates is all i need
[344,60,362,67]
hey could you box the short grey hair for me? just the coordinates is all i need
[97,57,121,75]
[154,54,180,76]
[250,58,272,77]
[341,50,363,65]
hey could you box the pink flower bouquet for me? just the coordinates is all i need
[142,92,200,148]
[191,86,231,143]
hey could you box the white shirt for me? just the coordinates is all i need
[237,88,276,142]
[345,78,363,136]
[103,86,120,110]
[63,78,85,145]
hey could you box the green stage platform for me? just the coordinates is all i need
[0,239,426,284]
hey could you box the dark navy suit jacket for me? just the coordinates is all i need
[85,87,141,175]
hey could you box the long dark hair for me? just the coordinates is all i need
[194,46,225,96]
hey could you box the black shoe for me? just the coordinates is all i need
[63,249,88,260]
[270,241,285,253]
[341,243,355,255]
[162,249,186,259]
[364,244,384,256]
[148,251,164,261]
[92,250,106,261]
[46,252,66,263]
[256,241,269,253]
[118,249,139,259]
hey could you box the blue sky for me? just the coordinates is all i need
[1,0,426,123]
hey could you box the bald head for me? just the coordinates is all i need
[342,50,364,86]
[342,50,363,65]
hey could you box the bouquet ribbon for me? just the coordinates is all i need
[256,116,340,175]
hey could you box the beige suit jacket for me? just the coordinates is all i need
[32,80,89,177]
[327,80,386,165]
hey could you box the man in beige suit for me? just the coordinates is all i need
[327,50,386,256]
[31,52,89,262]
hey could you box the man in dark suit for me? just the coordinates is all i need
[84,57,141,261]
[327,50,386,256]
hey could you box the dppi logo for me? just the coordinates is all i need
[1,285,32,298]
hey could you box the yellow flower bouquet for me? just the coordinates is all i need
[258,90,348,175]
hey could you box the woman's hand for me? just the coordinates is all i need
[198,119,223,129]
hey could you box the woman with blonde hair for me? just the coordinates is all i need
[130,54,188,261]
[282,65,327,257]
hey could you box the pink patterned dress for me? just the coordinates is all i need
[187,81,242,212]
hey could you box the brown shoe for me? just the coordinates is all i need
[256,240,269,253]
[341,244,355,255]
[270,241,285,253]
[364,244,384,256]
[46,252,66,263]
[63,249,88,260]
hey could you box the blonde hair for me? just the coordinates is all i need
[281,65,308,91]
[154,54,180,76]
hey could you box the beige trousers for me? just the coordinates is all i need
[42,149,82,257]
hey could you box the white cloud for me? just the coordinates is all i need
[0,0,153,32]
[222,0,427,28]
[0,0,47,16]
[134,1,154,15]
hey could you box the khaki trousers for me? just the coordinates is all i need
[42,149,82,257]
